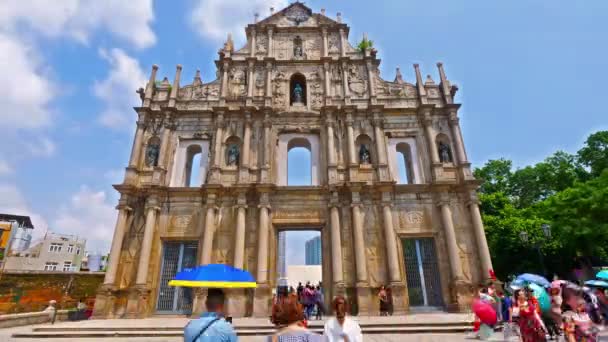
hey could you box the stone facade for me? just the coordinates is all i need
[93,3,493,318]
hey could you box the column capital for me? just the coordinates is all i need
[234,204,248,210]
[371,117,383,127]
[145,205,161,213]
[448,111,459,125]
[435,199,451,208]
[116,204,132,211]
[350,202,363,209]
[466,192,480,206]
[381,202,393,209]
[257,204,271,210]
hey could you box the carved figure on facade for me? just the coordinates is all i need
[273,70,287,107]
[292,83,304,104]
[328,33,340,53]
[254,68,265,96]
[255,34,267,54]
[438,141,453,163]
[285,5,311,26]
[227,144,240,166]
[308,69,323,108]
[374,71,389,96]
[359,144,371,164]
[229,68,247,98]
[293,36,305,60]
[348,64,367,96]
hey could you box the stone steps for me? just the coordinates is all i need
[12,325,472,338]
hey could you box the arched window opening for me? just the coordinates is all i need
[436,134,453,163]
[287,138,312,186]
[224,136,242,167]
[355,134,373,165]
[185,144,203,187]
[290,73,307,106]
[396,142,414,184]
[145,136,161,167]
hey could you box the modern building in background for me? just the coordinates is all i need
[0,214,35,264]
[4,232,86,272]
[81,253,108,272]
[305,236,322,265]
[277,231,287,286]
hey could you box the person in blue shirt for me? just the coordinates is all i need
[184,289,237,342]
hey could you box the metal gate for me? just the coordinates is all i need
[402,238,443,307]
[156,241,198,314]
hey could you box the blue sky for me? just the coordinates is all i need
[0,1,606,261]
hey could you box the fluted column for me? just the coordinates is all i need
[267,28,273,58]
[326,113,337,183]
[261,114,271,182]
[448,111,468,164]
[247,61,254,98]
[438,199,464,280]
[200,204,217,265]
[339,28,346,58]
[249,30,256,58]
[323,62,331,99]
[220,62,229,100]
[157,115,175,169]
[345,114,356,165]
[135,199,160,285]
[341,61,350,99]
[469,195,493,278]
[322,27,328,57]
[381,201,401,283]
[240,114,252,183]
[103,203,131,285]
[420,110,439,164]
[209,113,225,183]
[351,200,368,283]
[256,198,270,283]
[233,203,247,269]
[329,202,344,285]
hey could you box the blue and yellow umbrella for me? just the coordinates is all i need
[168,264,257,288]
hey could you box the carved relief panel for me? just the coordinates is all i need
[307,68,324,109]
[228,67,247,98]
[328,32,340,55]
[347,64,368,98]
[272,69,288,108]
[330,64,343,98]
[254,67,265,97]
[255,34,268,56]
[272,33,322,60]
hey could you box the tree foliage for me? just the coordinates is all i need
[475,131,608,279]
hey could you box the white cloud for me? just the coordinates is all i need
[53,186,116,254]
[190,0,287,44]
[0,183,49,241]
[0,0,156,49]
[94,48,147,130]
[0,33,54,130]
[24,136,56,157]
[0,160,13,176]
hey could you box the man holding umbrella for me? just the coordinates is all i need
[184,288,237,342]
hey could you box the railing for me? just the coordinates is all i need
[0,310,68,329]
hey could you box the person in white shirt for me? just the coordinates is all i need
[323,295,363,342]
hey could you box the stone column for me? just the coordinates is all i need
[267,28,273,58]
[323,62,331,99]
[200,203,217,265]
[135,198,160,285]
[437,199,464,281]
[329,203,344,286]
[322,27,328,57]
[128,119,146,168]
[351,200,367,283]
[240,114,252,183]
[341,61,350,99]
[220,62,229,100]
[157,115,174,168]
[261,113,271,182]
[233,200,247,269]
[209,113,225,183]
[339,28,346,58]
[419,108,440,164]
[345,113,356,166]
[103,203,131,285]
[381,200,400,283]
[469,194,493,279]
[372,114,390,181]
[326,112,337,183]
[366,60,375,98]
[448,111,468,164]
[249,30,256,58]
[256,195,270,283]
[247,60,254,98]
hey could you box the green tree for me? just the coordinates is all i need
[577,130,608,177]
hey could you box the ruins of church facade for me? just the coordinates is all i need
[93,3,493,318]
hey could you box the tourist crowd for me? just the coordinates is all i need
[473,276,608,341]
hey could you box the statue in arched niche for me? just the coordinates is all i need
[145,139,160,167]
[292,83,304,104]
[227,144,240,166]
[438,141,453,163]
[359,144,371,164]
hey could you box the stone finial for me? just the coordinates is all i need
[270,7,275,15]
[223,33,234,53]
[321,8,326,15]
[394,67,404,84]
[254,12,259,23]
[193,69,202,86]
[425,74,435,85]
[337,12,342,23]
[160,76,170,87]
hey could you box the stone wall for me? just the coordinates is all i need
[0,271,104,314]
